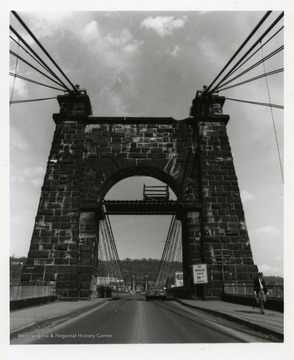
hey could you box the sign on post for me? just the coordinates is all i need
[192,264,208,284]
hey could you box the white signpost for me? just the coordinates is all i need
[192,264,208,284]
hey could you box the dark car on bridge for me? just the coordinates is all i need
[145,288,167,301]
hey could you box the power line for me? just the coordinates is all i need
[12,11,80,94]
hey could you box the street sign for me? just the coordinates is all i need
[192,264,208,284]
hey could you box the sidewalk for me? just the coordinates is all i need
[10,297,110,338]
[176,299,284,340]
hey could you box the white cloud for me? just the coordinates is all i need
[240,190,255,203]
[198,37,227,67]
[79,21,142,73]
[81,21,142,55]
[257,263,283,277]
[23,12,74,40]
[10,76,28,99]
[105,29,141,53]
[81,20,100,42]
[140,16,188,37]
[254,225,282,236]
[170,45,180,57]
[164,45,180,57]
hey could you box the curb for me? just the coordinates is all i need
[10,298,110,339]
[175,298,283,341]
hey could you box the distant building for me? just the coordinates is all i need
[97,276,118,286]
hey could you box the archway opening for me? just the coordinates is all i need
[101,176,183,293]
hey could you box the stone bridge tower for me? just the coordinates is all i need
[20,88,257,300]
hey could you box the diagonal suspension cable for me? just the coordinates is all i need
[105,215,124,281]
[204,11,272,94]
[10,34,61,77]
[10,25,70,91]
[226,25,284,79]
[225,97,283,109]
[10,38,20,106]
[98,216,124,285]
[12,11,80,94]
[217,46,283,89]
[154,216,182,288]
[211,12,284,93]
[216,68,283,92]
[260,42,284,184]
[9,72,66,91]
[98,221,115,281]
[10,96,57,104]
[10,50,67,88]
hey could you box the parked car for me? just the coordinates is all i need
[145,288,167,301]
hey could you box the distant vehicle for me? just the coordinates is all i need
[145,288,167,301]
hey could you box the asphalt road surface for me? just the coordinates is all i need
[13,294,271,344]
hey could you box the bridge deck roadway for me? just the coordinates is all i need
[10,295,283,341]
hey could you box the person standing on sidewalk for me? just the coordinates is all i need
[253,271,269,314]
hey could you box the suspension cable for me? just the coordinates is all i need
[9,72,66,91]
[227,25,284,79]
[10,50,67,88]
[260,42,284,183]
[9,25,70,91]
[105,215,124,280]
[204,11,272,94]
[218,46,283,89]
[211,12,284,93]
[10,25,71,92]
[154,216,182,288]
[12,11,80,94]
[10,38,20,107]
[10,34,59,76]
[10,96,57,104]
[225,97,283,109]
[217,68,283,92]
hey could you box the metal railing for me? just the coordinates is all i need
[10,284,56,301]
[143,185,169,201]
[224,283,283,299]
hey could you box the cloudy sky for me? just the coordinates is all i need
[7,8,286,277]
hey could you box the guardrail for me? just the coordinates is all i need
[223,283,283,299]
[10,284,56,301]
